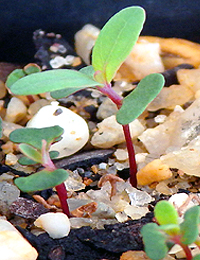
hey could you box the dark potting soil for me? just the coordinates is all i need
[16,212,154,260]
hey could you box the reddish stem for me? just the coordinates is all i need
[55,183,70,217]
[97,84,138,187]
[171,236,193,260]
[122,124,137,187]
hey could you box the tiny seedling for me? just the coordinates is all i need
[7,6,165,187]
[141,200,200,260]
[9,125,70,216]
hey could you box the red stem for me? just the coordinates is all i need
[97,84,138,187]
[171,236,193,260]
[55,183,70,217]
[122,124,137,187]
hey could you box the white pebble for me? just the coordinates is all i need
[34,212,70,239]
[27,102,89,158]
[0,219,38,260]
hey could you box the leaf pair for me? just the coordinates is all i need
[141,200,200,260]
[10,126,69,192]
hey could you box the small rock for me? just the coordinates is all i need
[177,68,200,93]
[124,205,149,220]
[96,97,118,120]
[5,97,27,123]
[148,84,193,111]
[0,219,38,260]
[34,212,70,239]
[0,181,20,218]
[5,153,18,166]
[27,102,89,158]
[0,80,7,99]
[75,24,100,65]
[91,115,145,148]
[117,40,164,81]
[137,159,173,186]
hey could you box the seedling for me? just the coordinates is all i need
[141,200,200,260]
[7,6,165,187]
[9,125,70,216]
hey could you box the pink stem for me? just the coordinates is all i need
[55,183,70,217]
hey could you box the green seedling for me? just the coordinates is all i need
[9,125,70,216]
[7,6,165,187]
[141,200,200,260]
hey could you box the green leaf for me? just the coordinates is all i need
[18,156,38,166]
[9,125,63,150]
[18,143,42,163]
[14,168,69,192]
[154,200,179,226]
[9,69,103,96]
[6,69,26,88]
[192,254,200,260]
[180,206,200,245]
[80,66,95,78]
[116,73,164,125]
[141,223,169,260]
[92,6,145,83]
[50,87,88,99]
[23,63,41,75]
[158,224,180,235]
[49,151,59,159]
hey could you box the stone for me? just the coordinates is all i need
[34,212,70,239]
[0,80,7,99]
[27,101,89,158]
[4,97,27,123]
[139,106,184,156]
[2,120,23,139]
[96,97,118,120]
[0,219,38,260]
[91,115,145,148]
[148,84,193,111]
[75,24,100,65]
[177,68,200,93]
[137,159,173,186]
[124,205,149,220]
[117,40,164,81]
[0,181,20,218]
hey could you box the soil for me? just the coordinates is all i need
[0,30,192,260]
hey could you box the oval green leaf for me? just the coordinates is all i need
[141,223,169,260]
[92,6,145,83]
[9,69,102,95]
[18,156,38,166]
[192,254,200,260]
[14,169,69,192]
[9,125,63,149]
[180,206,200,245]
[116,73,164,125]
[154,200,179,226]
[6,69,26,88]
[19,143,42,163]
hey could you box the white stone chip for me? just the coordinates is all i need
[34,212,70,239]
[27,102,89,158]
[91,115,145,148]
[0,219,38,260]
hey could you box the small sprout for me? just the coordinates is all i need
[141,200,200,260]
[9,125,70,216]
[7,6,165,187]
